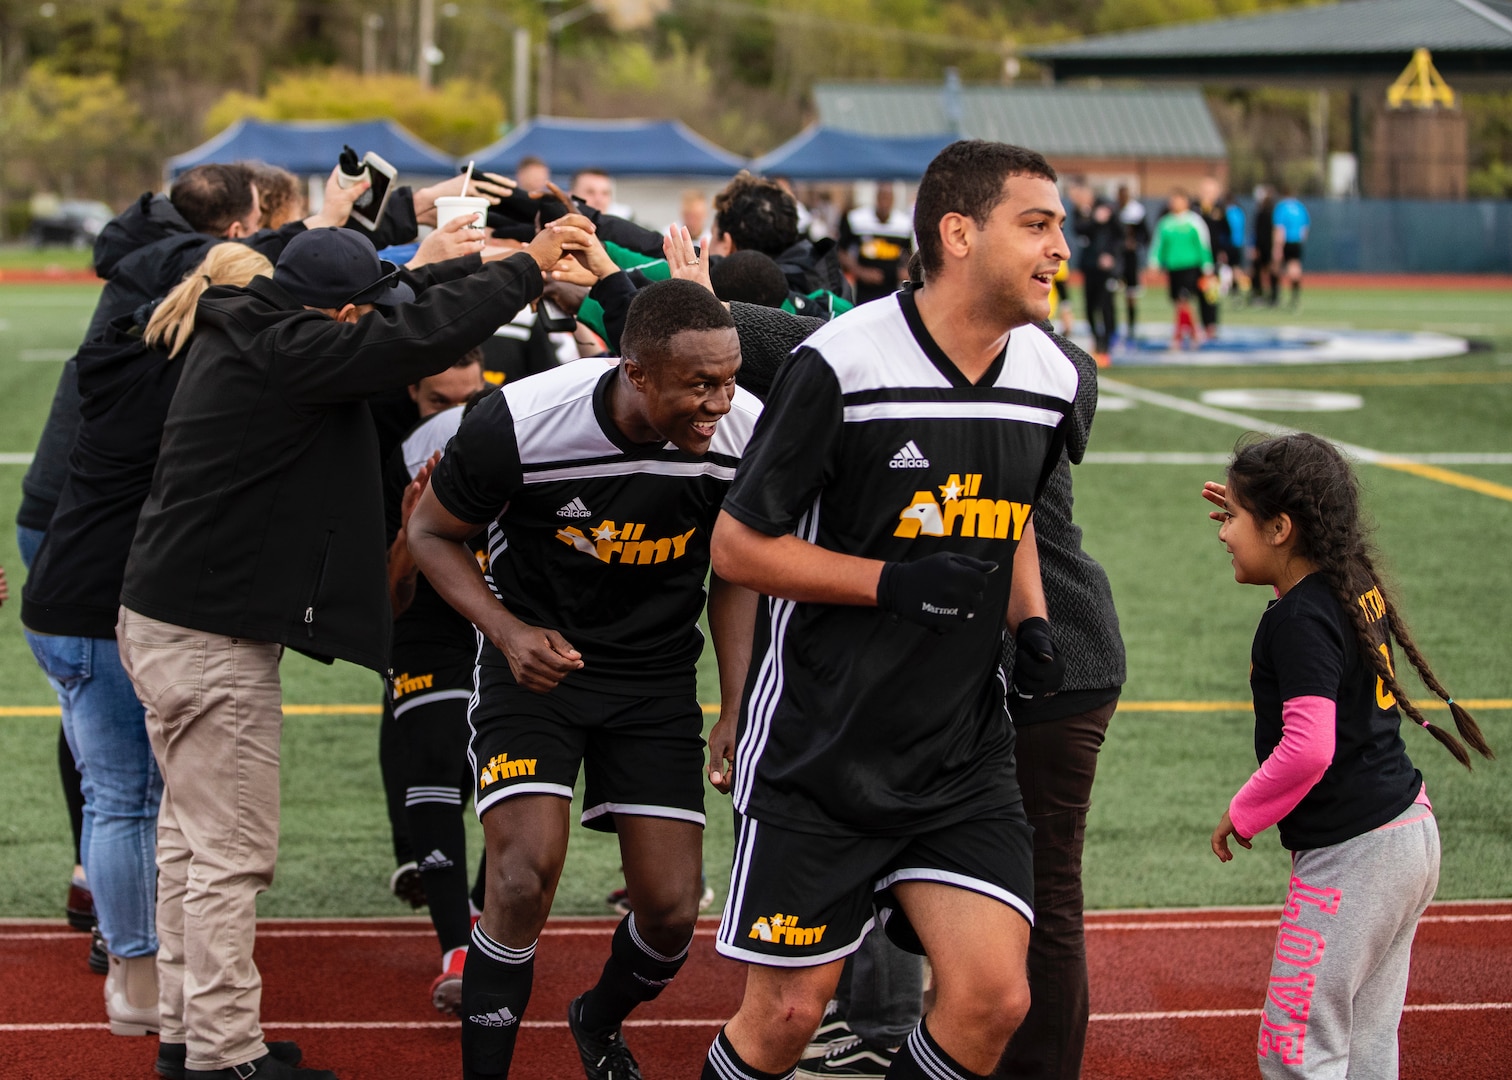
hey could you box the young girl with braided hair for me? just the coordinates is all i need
[1201,432,1492,1080]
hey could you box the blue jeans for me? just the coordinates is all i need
[26,629,162,958]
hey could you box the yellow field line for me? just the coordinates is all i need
[1376,459,1512,503]
[5,699,1512,718]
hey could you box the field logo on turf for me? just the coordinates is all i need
[468,1007,518,1027]
[748,912,827,946]
[556,521,697,565]
[479,753,538,787]
[894,473,1032,542]
[391,671,434,698]
[889,441,930,469]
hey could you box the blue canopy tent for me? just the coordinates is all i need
[749,126,957,180]
[167,118,456,178]
[467,117,746,177]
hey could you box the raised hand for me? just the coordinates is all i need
[406,214,487,269]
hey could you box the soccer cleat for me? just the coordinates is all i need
[800,1000,853,1062]
[430,946,466,1016]
[796,1034,896,1080]
[157,1041,303,1079]
[567,993,643,1080]
[66,876,95,932]
[389,861,426,909]
[88,926,108,975]
[605,887,632,915]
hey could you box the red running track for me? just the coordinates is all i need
[1,902,1508,1079]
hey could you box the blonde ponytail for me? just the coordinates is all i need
[144,243,273,357]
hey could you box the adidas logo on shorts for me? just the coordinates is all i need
[558,497,593,518]
[889,441,930,469]
[467,1007,518,1027]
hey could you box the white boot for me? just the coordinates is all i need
[105,953,160,1036]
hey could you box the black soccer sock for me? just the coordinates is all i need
[406,794,471,952]
[1291,281,1301,303]
[578,912,690,1034]
[701,1026,796,1080]
[885,1020,988,1080]
[460,924,535,1079]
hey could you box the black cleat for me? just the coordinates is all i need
[183,1050,332,1080]
[389,861,427,909]
[87,926,108,975]
[567,994,642,1080]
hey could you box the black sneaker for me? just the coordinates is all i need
[567,994,642,1080]
[158,1041,304,1080]
[184,1052,334,1079]
[87,926,108,975]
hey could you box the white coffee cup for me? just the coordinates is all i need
[435,195,490,231]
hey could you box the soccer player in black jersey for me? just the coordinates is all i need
[406,277,761,1080]
[703,141,1076,1080]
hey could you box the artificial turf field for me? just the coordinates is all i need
[1,277,1509,921]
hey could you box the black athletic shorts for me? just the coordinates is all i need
[1120,250,1143,292]
[469,665,706,832]
[390,660,475,807]
[1282,241,1304,263]
[716,808,1034,968]
[1167,266,1201,302]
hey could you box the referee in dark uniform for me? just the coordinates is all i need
[406,276,762,1080]
[704,141,1076,1080]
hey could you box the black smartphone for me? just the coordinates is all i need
[337,145,398,232]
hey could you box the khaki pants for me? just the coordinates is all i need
[117,607,283,1072]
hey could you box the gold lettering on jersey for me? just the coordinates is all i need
[555,520,696,565]
[479,753,538,787]
[893,474,1031,541]
[1354,587,1397,709]
[392,672,435,698]
[748,912,827,946]
[1357,586,1387,624]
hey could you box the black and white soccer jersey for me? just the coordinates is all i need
[721,288,1079,835]
[428,358,762,695]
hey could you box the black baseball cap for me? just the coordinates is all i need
[273,227,415,309]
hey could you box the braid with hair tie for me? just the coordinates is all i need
[1228,432,1492,771]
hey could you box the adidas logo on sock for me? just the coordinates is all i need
[889,441,930,469]
[418,848,454,872]
[558,497,593,518]
[467,1007,518,1027]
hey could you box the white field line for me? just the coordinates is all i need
[4,451,1509,469]
[5,911,1509,943]
[1082,452,1512,466]
[6,1003,1510,1034]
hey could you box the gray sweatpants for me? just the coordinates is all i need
[1256,801,1440,1080]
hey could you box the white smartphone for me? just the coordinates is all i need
[338,146,398,232]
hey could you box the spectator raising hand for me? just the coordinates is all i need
[665,224,713,294]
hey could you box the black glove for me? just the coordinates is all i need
[486,185,543,225]
[1011,616,1065,697]
[877,553,997,632]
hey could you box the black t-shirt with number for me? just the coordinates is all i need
[427,358,762,695]
[1249,572,1422,850]
[721,289,1077,835]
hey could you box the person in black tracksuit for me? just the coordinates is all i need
[1071,194,1121,358]
[115,222,592,1080]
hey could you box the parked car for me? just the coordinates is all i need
[28,199,113,248]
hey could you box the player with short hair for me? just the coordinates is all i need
[702,139,1077,1080]
[1271,186,1310,309]
[406,276,762,1080]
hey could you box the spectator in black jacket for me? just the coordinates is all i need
[21,243,274,1055]
[115,220,593,1080]
[1069,182,1121,361]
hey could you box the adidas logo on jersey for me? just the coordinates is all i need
[417,848,454,872]
[558,497,593,518]
[889,441,930,469]
[467,1007,518,1027]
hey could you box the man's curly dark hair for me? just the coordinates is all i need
[713,172,799,257]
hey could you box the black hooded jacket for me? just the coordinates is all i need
[120,252,544,672]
